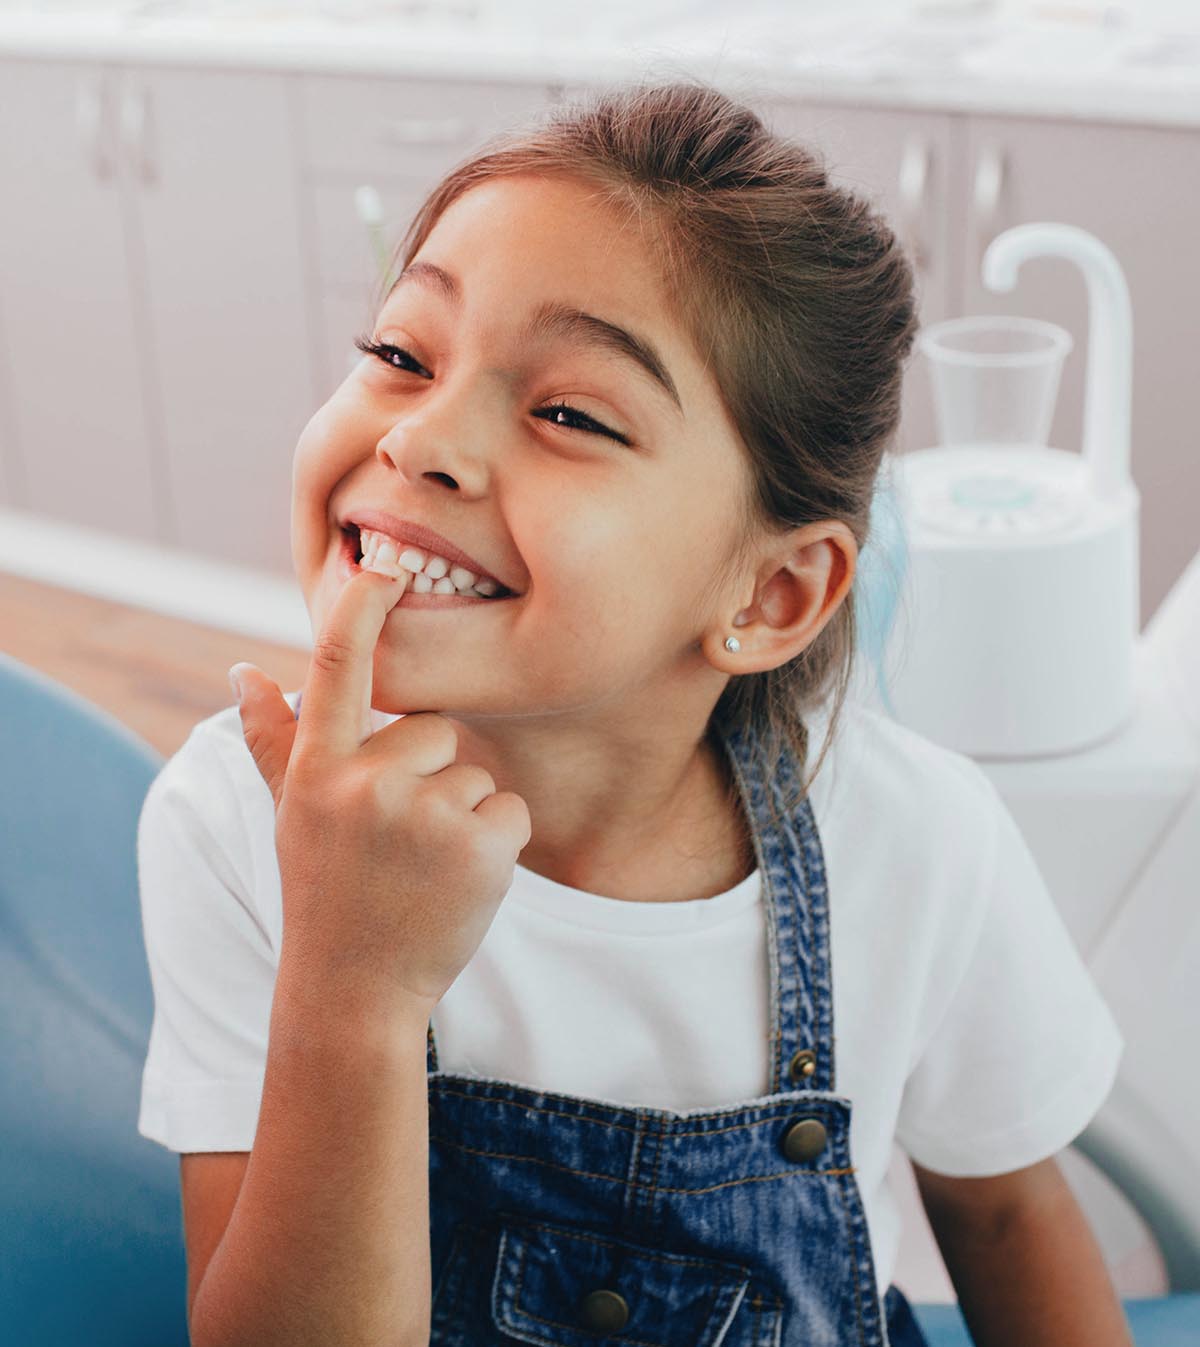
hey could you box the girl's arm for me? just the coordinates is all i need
[187,953,434,1347]
[196,573,529,1345]
[913,1156,1135,1347]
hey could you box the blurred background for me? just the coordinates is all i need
[1,0,1198,1335]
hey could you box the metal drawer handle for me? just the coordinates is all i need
[897,133,932,278]
[119,81,156,186]
[378,115,469,145]
[354,184,396,288]
[972,143,1006,276]
[76,75,111,181]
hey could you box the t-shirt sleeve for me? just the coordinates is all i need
[136,726,276,1153]
[894,773,1125,1177]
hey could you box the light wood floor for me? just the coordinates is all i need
[0,571,311,761]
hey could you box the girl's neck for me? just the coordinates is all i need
[518,733,756,903]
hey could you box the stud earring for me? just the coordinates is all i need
[724,636,741,653]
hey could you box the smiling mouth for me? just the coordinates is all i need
[342,525,517,600]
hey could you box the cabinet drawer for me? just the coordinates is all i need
[298,73,555,178]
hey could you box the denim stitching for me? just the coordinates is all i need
[430,1133,854,1191]
[790,816,808,1094]
[645,1113,666,1229]
[514,1219,753,1272]
[800,796,837,1094]
[834,1169,869,1347]
[430,1084,851,1134]
[802,806,820,1088]
[754,720,807,1099]
[769,1299,784,1347]
[745,1289,786,1347]
[717,719,784,1096]
[623,1115,647,1227]
[781,786,815,1094]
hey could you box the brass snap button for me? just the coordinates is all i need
[781,1117,828,1163]
[579,1289,629,1333]
[788,1049,816,1083]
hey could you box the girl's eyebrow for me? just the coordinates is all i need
[385,260,684,417]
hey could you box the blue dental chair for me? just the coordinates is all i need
[0,649,188,1344]
[2,618,1199,1344]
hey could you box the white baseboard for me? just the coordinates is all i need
[0,508,312,650]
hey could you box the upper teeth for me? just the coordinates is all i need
[357,527,502,597]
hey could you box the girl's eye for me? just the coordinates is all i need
[353,333,630,446]
[532,402,629,446]
[354,335,428,376]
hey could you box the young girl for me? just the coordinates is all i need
[136,80,1132,1346]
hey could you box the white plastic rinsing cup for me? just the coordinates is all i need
[916,315,1074,449]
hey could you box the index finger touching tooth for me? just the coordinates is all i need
[296,567,411,758]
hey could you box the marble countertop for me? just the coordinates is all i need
[1,1,1198,128]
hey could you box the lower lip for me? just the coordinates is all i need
[337,531,514,608]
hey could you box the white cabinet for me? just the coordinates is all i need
[0,59,161,545]
[130,65,313,578]
[0,58,313,577]
[1,57,1194,622]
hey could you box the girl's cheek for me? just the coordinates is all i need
[295,390,364,463]
[291,424,328,493]
[292,426,354,507]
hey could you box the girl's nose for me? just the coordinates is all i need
[374,388,497,489]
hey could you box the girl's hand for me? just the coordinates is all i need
[228,568,532,1013]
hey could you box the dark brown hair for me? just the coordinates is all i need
[374,78,919,828]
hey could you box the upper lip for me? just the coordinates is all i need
[339,509,515,592]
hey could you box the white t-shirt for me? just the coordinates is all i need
[136,691,1124,1302]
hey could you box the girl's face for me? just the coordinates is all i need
[291,172,756,725]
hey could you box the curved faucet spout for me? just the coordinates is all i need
[982,223,1132,502]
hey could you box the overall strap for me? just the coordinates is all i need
[712,713,836,1096]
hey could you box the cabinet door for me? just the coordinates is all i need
[124,65,315,577]
[960,114,1200,627]
[0,59,160,540]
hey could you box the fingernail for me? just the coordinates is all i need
[228,663,247,702]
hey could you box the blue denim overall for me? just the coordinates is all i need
[422,706,931,1346]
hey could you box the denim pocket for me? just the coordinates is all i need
[489,1215,753,1347]
[429,1216,788,1347]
